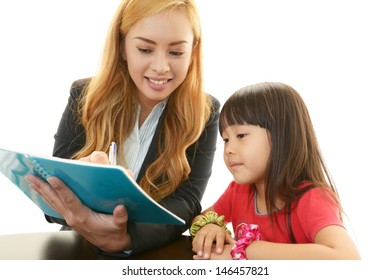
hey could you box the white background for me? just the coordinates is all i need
[0,0,389,267]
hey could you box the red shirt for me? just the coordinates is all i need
[214,181,343,243]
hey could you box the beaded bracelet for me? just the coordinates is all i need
[230,224,262,260]
[190,211,231,238]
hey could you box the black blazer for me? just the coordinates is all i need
[48,78,220,254]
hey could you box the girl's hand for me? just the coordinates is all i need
[193,244,234,260]
[192,223,235,259]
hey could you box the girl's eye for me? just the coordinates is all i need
[237,133,246,139]
[137,48,152,54]
[222,138,229,143]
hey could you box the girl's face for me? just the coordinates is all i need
[122,9,194,109]
[222,124,271,189]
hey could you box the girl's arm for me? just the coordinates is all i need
[249,225,360,260]
[210,225,360,260]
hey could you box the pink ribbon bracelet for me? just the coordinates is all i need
[230,224,262,260]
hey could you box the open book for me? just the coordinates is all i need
[0,147,185,225]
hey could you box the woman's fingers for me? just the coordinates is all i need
[26,174,86,225]
[79,151,110,165]
[113,204,129,228]
[27,174,65,214]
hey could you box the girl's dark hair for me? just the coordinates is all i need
[219,82,341,242]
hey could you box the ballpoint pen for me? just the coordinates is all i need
[109,141,117,166]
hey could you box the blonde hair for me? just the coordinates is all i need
[74,0,211,201]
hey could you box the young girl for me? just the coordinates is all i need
[27,0,219,255]
[191,82,360,260]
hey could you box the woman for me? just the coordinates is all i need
[27,0,219,255]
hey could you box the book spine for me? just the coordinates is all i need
[25,156,52,180]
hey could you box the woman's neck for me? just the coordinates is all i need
[138,105,152,128]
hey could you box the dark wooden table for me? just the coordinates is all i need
[0,231,194,260]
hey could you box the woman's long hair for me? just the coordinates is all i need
[219,82,341,242]
[73,0,212,201]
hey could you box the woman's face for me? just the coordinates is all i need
[122,9,194,109]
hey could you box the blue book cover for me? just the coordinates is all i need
[0,147,185,225]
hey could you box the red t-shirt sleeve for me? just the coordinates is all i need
[295,187,344,242]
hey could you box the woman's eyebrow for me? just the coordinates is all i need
[133,36,189,46]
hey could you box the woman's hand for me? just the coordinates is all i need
[192,223,235,259]
[79,151,135,178]
[26,151,132,253]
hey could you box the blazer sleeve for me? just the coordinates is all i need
[44,79,88,225]
[52,79,88,159]
[127,96,220,254]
